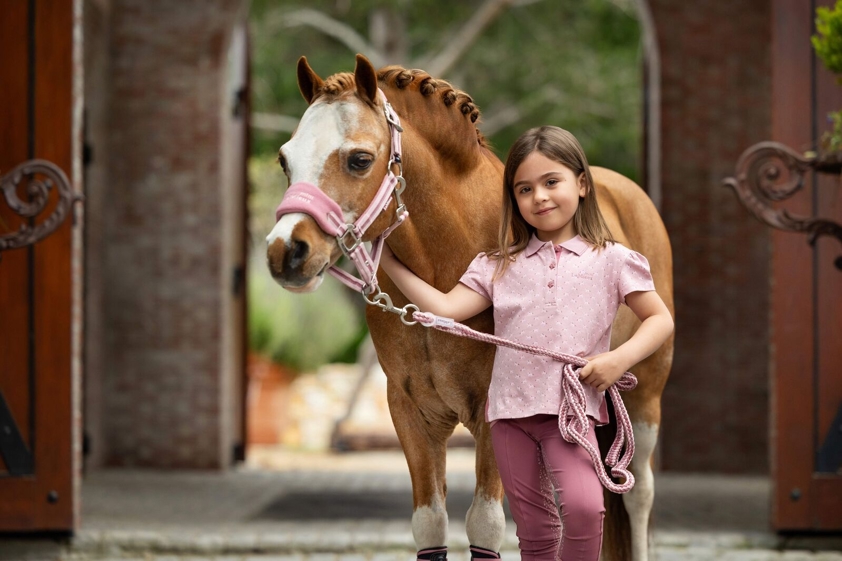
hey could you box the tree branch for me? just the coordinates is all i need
[264,8,385,67]
[479,84,617,136]
[421,0,517,77]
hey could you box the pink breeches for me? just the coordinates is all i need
[490,414,605,561]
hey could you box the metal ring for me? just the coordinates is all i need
[388,160,404,180]
[399,304,420,326]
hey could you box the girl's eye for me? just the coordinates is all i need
[546,178,558,186]
[349,153,373,171]
[519,186,531,194]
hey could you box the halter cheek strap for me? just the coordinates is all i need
[274,89,407,295]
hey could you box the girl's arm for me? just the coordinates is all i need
[579,290,674,392]
[379,245,491,322]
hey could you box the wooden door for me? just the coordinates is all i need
[0,0,78,532]
[771,0,842,531]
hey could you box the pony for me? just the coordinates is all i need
[266,54,674,561]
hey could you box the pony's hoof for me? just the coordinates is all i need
[469,545,501,560]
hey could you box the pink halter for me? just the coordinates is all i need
[274,89,408,295]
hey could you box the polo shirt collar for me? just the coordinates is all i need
[525,233,588,257]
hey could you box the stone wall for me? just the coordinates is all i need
[649,0,772,472]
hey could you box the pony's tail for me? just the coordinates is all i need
[596,395,632,561]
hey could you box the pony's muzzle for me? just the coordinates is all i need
[267,237,313,288]
[266,216,336,292]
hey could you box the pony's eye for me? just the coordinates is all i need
[349,153,373,171]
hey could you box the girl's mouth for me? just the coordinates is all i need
[535,207,556,216]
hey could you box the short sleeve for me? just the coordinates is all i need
[459,253,495,301]
[618,250,656,304]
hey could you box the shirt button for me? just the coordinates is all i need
[549,263,555,269]
[548,281,554,288]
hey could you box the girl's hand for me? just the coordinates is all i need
[578,351,628,392]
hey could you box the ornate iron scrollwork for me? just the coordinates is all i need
[0,159,82,259]
[723,141,842,270]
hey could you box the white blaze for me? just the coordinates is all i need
[266,212,306,247]
[267,101,362,247]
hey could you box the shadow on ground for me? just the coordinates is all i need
[256,490,513,522]
[253,475,770,533]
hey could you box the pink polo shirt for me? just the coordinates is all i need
[459,234,656,425]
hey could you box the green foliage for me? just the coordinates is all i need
[820,109,842,152]
[812,1,842,152]
[247,248,365,372]
[813,0,842,76]
[249,0,643,181]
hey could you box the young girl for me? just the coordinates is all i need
[380,126,673,561]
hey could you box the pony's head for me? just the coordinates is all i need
[266,54,394,293]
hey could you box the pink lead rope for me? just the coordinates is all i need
[413,311,637,494]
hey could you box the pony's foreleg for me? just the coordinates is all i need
[465,417,506,559]
[387,380,452,559]
[623,420,659,561]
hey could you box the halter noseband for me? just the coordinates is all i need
[274,89,408,301]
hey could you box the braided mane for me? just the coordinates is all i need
[317,66,488,148]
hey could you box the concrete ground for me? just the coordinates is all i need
[2,448,841,561]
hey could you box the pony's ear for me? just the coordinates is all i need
[354,54,378,107]
[297,56,324,105]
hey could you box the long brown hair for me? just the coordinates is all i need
[490,126,615,280]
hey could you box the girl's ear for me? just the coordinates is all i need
[578,173,588,198]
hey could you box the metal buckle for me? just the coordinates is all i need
[384,103,403,132]
[338,224,362,255]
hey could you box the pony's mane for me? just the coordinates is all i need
[317,66,488,148]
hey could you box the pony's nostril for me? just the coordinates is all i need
[287,239,310,270]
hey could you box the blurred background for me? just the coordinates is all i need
[1,0,840,549]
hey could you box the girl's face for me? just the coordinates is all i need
[512,151,586,244]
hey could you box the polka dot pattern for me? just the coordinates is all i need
[459,234,656,425]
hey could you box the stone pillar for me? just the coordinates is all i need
[92,0,246,469]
